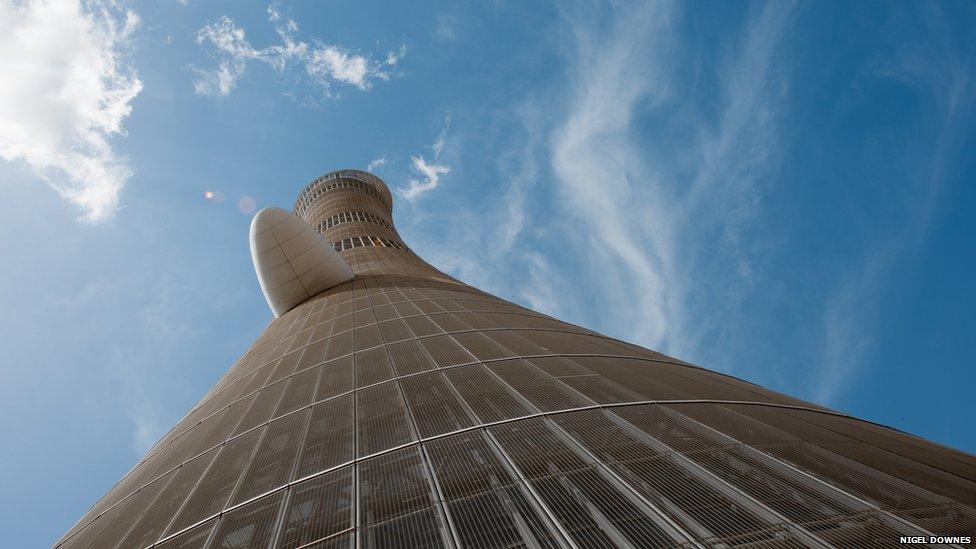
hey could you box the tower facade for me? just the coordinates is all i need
[57,170,975,548]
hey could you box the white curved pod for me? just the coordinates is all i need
[250,207,354,317]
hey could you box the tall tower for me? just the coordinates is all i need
[58,170,975,548]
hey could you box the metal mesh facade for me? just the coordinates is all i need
[57,170,976,548]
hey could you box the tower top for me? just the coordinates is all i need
[251,168,454,316]
[293,169,393,219]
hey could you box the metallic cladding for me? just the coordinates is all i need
[56,170,976,549]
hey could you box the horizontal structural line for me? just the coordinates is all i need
[65,397,879,548]
[129,347,778,480]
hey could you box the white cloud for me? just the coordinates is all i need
[194,7,402,98]
[393,105,547,307]
[367,157,387,171]
[0,0,142,223]
[431,128,447,156]
[267,1,282,21]
[519,252,563,318]
[385,45,407,67]
[193,59,245,97]
[550,1,679,351]
[196,16,258,59]
[396,124,451,200]
[397,155,450,200]
[307,46,371,89]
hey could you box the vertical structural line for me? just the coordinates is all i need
[484,430,580,549]
[364,279,460,549]
[544,417,704,548]
[662,405,959,546]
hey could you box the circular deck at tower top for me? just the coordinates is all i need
[56,169,976,549]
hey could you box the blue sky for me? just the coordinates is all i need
[1,1,974,546]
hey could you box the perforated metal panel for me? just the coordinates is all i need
[359,446,450,548]
[296,394,355,478]
[277,466,354,548]
[208,491,285,548]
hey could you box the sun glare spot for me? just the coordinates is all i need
[204,190,226,203]
[238,196,256,214]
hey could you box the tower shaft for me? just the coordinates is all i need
[57,170,976,549]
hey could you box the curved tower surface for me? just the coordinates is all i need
[57,170,975,549]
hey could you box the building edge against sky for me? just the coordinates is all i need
[56,170,975,548]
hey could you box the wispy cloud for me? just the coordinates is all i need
[0,0,142,223]
[435,14,458,42]
[397,157,450,200]
[543,0,969,407]
[396,124,451,200]
[548,0,796,364]
[550,1,677,351]
[495,103,542,252]
[393,2,797,388]
[813,6,975,403]
[393,100,547,301]
[194,5,403,98]
[367,157,388,171]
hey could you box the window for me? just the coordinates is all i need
[315,211,395,233]
[331,235,412,254]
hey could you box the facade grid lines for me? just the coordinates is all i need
[57,170,976,549]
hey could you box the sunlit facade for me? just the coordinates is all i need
[57,170,975,548]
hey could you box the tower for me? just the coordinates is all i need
[57,170,975,548]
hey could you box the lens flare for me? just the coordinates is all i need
[238,196,256,214]
[204,190,226,203]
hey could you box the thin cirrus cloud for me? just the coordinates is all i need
[194,4,404,98]
[0,0,142,223]
[546,0,958,406]
[548,1,796,364]
[813,20,975,404]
